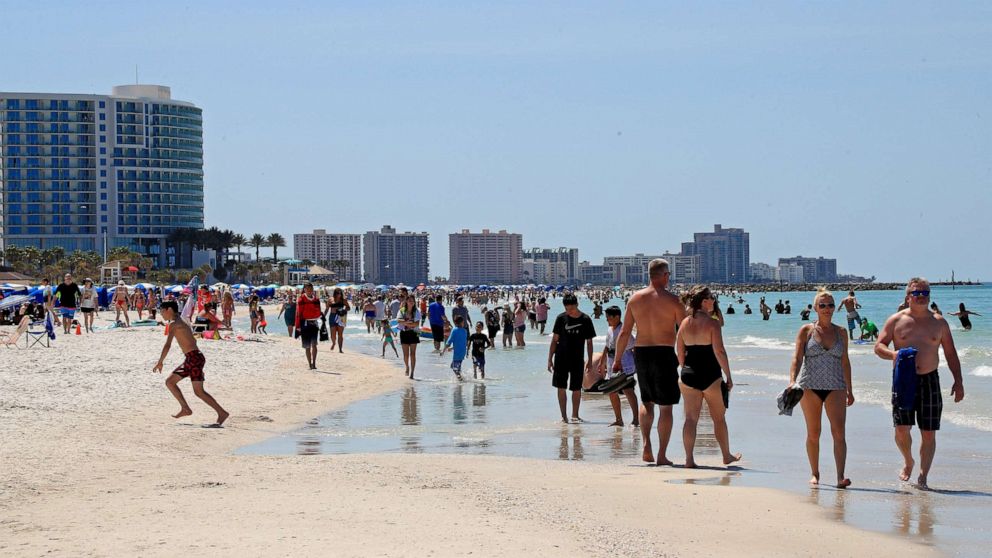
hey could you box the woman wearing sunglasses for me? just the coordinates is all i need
[788,288,854,488]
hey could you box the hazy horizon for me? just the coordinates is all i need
[2,2,989,282]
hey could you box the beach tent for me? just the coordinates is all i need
[96,287,110,308]
[0,294,31,310]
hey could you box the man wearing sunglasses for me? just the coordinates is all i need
[875,278,965,489]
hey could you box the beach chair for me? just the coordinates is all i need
[24,312,56,348]
[1,315,31,348]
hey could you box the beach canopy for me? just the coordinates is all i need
[134,283,156,291]
[231,283,250,290]
[0,294,31,310]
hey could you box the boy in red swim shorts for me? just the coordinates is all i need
[153,301,229,427]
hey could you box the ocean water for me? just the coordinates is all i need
[240,285,992,556]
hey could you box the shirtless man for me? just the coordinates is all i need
[839,291,863,340]
[613,259,687,465]
[153,300,229,427]
[874,278,964,488]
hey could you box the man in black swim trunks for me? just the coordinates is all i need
[875,277,964,488]
[547,294,595,423]
[613,259,687,465]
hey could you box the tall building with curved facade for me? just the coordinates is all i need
[0,85,203,266]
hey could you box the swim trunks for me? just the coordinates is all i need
[846,311,861,330]
[634,346,680,405]
[892,370,942,431]
[60,307,76,319]
[431,323,445,343]
[300,320,320,348]
[172,349,206,382]
[552,355,584,392]
[473,355,486,371]
[451,359,463,374]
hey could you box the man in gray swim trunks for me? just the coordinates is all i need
[613,259,686,465]
[838,291,862,340]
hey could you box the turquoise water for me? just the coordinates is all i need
[239,285,992,556]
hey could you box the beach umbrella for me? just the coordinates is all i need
[0,294,30,310]
[231,283,250,290]
[134,283,156,291]
[168,285,184,293]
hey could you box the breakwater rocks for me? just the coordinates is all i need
[705,282,981,293]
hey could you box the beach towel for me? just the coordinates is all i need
[892,347,918,411]
[777,386,803,416]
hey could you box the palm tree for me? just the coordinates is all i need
[249,234,267,262]
[231,233,247,262]
[267,233,286,263]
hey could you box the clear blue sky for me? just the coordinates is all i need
[3,2,989,281]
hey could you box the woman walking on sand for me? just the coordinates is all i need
[788,288,855,488]
[278,292,296,337]
[397,295,422,379]
[295,283,323,370]
[325,287,350,353]
[221,291,235,329]
[676,286,741,468]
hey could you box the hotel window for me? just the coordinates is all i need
[99,101,105,109]
[100,124,106,132]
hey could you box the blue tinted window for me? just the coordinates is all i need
[101,215,108,223]
[100,147,106,154]
[99,135,106,142]
[99,124,106,132]
[99,101,105,108]
[100,204,107,210]
[100,181,107,189]
[99,113,106,121]
[100,170,107,177]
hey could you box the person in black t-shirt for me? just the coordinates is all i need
[54,273,81,334]
[547,294,596,423]
[469,321,493,379]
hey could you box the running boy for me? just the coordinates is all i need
[469,321,493,379]
[153,300,229,427]
[381,319,399,358]
[441,316,469,380]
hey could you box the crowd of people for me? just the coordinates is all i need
[1,263,976,489]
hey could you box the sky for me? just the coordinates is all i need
[2,1,989,281]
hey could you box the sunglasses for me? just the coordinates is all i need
[818,303,835,309]
[909,290,930,298]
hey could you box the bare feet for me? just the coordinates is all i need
[809,474,820,486]
[642,443,654,463]
[631,421,639,427]
[571,416,584,423]
[609,420,624,427]
[217,410,230,426]
[723,453,742,466]
[684,460,698,469]
[562,417,570,424]
[656,455,674,466]
[837,478,852,489]
[899,459,915,482]
[915,475,929,490]
[172,408,192,419]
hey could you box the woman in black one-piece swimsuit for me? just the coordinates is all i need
[676,286,741,469]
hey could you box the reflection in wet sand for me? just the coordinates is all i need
[559,432,585,461]
[453,384,466,424]
[401,387,420,425]
[897,494,935,539]
[296,436,322,456]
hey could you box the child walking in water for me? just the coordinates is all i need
[153,300,229,427]
[381,319,399,358]
[441,316,469,380]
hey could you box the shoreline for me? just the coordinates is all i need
[0,322,939,557]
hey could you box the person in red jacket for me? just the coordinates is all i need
[295,282,323,370]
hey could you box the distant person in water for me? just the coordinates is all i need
[929,302,942,316]
[875,277,965,489]
[789,288,854,488]
[800,304,812,320]
[725,304,735,315]
[153,300,229,427]
[744,304,752,315]
[838,291,863,340]
[949,303,980,331]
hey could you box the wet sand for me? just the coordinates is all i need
[0,312,938,557]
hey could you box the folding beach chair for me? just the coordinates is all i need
[24,312,56,348]
[1,315,31,348]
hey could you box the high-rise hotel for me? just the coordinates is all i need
[0,85,203,266]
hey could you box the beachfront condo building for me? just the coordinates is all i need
[363,225,429,285]
[661,252,701,284]
[750,262,777,282]
[777,263,806,284]
[522,247,579,284]
[777,255,837,283]
[293,229,362,281]
[0,85,204,267]
[449,229,523,285]
[603,253,660,285]
[680,224,750,284]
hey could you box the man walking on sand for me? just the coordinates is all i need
[613,259,687,465]
[153,300,229,427]
[874,278,964,489]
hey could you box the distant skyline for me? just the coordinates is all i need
[2,2,989,281]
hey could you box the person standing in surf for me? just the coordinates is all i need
[548,294,596,423]
[788,288,854,488]
[838,291,863,340]
[875,278,965,489]
[948,303,980,331]
[613,259,686,465]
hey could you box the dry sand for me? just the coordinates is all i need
[0,311,939,557]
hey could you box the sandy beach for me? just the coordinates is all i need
[0,310,939,557]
